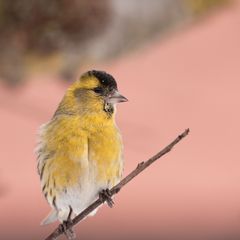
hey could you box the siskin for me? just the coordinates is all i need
[36,70,127,236]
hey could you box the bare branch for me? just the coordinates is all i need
[44,128,190,240]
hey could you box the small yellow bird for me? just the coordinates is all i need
[36,70,127,231]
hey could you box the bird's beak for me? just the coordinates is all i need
[107,90,128,104]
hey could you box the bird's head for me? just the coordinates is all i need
[56,70,128,117]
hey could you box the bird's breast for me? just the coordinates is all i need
[88,124,123,186]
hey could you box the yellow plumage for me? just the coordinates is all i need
[37,70,127,225]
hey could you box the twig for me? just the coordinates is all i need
[44,128,190,240]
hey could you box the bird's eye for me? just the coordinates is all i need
[93,87,104,95]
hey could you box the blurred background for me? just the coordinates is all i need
[1,0,240,239]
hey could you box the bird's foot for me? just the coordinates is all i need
[99,188,114,208]
[59,220,76,240]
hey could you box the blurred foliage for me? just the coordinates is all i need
[0,0,229,85]
[0,0,110,54]
[185,0,229,15]
[0,0,110,84]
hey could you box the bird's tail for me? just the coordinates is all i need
[41,209,58,225]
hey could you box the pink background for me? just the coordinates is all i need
[1,2,240,239]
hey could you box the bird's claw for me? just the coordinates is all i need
[60,220,76,240]
[99,188,114,208]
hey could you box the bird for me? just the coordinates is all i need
[36,70,127,238]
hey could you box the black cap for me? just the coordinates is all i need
[89,70,118,90]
